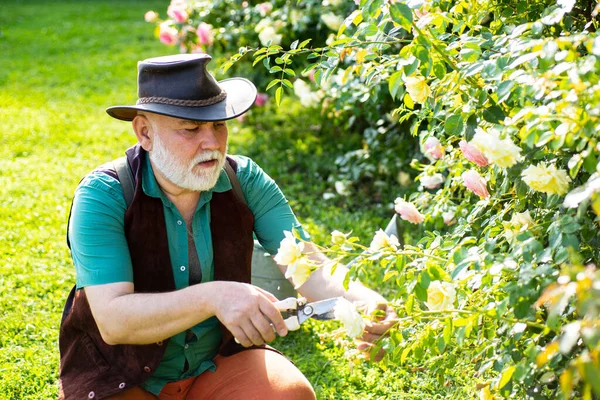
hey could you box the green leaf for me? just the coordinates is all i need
[282,79,293,89]
[444,115,464,136]
[405,294,415,314]
[482,105,505,123]
[460,43,481,62]
[389,3,413,31]
[253,54,268,67]
[496,80,514,103]
[443,318,452,343]
[270,66,282,73]
[266,79,281,91]
[498,366,516,389]
[436,336,446,353]
[275,86,283,106]
[298,39,312,50]
[283,68,296,77]
[290,40,299,50]
[388,71,404,100]
[415,282,428,301]
[433,62,446,79]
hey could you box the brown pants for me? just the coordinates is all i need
[107,349,316,400]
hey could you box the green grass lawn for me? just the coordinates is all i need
[0,1,477,398]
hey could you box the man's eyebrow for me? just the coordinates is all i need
[177,120,207,126]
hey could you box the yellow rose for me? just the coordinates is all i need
[471,128,522,168]
[331,230,347,245]
[284,257,312,288]
[425,281,456,311]
[403,75,431,104]
[502,211,535,242]
[522,163,571,195]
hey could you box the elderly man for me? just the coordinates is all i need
[59,54,396,400]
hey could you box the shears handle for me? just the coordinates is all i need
[274,297,301,331]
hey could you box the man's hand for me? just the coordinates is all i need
[355,303,398,362]
[212,282,289,348]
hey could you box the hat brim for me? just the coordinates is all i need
[106,78,257,122]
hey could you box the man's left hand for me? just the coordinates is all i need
[355,303,397,362]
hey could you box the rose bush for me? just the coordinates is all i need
[149,0,600,397]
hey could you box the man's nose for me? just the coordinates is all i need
[197,125,220,150]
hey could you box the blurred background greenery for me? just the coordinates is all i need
[0,1,473,398]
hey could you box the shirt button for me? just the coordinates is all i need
[156,341,163,346]
[88,392,95,399]
[119,382,126,389]
[144,366,152,373]
[180,266,186,272]
[184,344,189,349]
[177,220,183,225]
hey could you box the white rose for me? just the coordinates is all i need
[293,79,323,107]
[258,26,282,46]
[273,231,304,266]
[369,229,400,252]
[425,281,456,311]
[420,173,444,189]
[471,127,522,168]
[334,180,352,196]
[321,12,343,31]
[334,298,366,338]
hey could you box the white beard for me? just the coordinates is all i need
[149,133,226,192]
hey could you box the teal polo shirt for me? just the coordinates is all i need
[68,152,308,395]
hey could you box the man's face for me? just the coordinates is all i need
[143,113,229,192]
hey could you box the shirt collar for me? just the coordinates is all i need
[141,152,232,202]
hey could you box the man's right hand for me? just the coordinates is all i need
[211,282,288,347]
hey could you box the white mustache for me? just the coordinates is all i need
[192,151,223,164]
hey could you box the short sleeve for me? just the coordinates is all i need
[233,156,309,255]
[68,172,134,288]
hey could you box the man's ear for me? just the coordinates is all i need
[132,114,153,151]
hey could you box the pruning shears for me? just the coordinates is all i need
[274,297,342,331]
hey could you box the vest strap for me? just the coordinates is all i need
[114,156,135,207]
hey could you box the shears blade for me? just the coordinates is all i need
[297,297,342,324]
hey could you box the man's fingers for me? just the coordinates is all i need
[259,300,288,337]
[359,332,381,343]
[231,327,253,348]
[365,319,396,335]
[241,322,265,346]
[250,312,276,343]
[356,341,386,362]
[254,286,279,302]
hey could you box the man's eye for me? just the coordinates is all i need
[184,128,198,132]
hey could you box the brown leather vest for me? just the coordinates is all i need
[59,144,255,399]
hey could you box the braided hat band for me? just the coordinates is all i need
[136,90,227,107]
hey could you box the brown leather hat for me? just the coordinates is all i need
[106,54,257,121]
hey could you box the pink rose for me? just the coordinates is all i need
[144,11,159,23]
[462,170,489,198]
[394,198,425,224]
[459,140,489,167]
[196,23,214,46]
[255,93,268,106]
[258,2,273,15]
[443,211,455,225]
[425,137,444,159]
[159,24,179,46]
[167,4,188,23]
